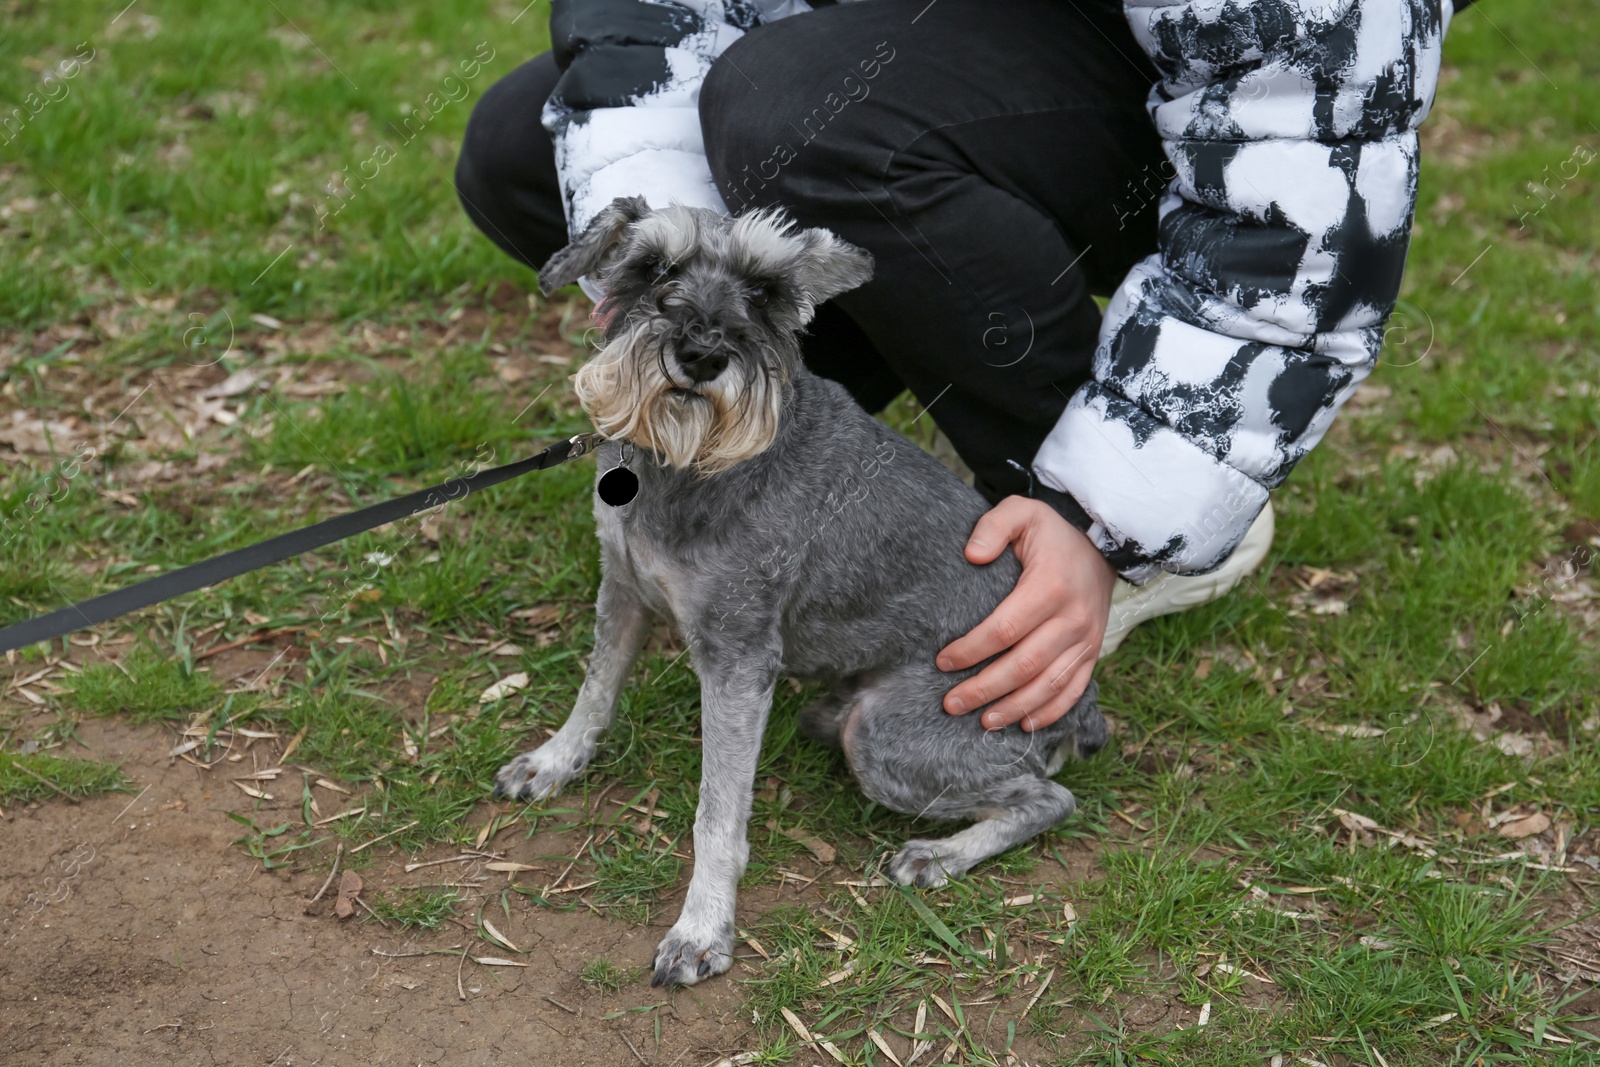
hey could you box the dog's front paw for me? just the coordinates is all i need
[651,919,734,987]
[886,840,957,888]
[492,743,590,801]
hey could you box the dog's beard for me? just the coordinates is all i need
[573,319,784,474]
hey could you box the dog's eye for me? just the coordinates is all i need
[648,258,671,282]
[749,285,770,308]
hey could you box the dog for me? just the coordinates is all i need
[493,196,1105,987]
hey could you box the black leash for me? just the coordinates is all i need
[0,432,605,655]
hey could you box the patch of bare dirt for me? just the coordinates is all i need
[1,715,765,1066]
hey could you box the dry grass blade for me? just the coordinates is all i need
[868,1028,905,1067]
[481,918,518,952]
[818,961,855,987]
[404,854,474,873]
[1021,967,1055,1019]
[739,929,771,959]
[1213,962,1274,983]
[314,806,366,826]
[904,1000,930,1065]
[350,820,420,853]
[779,1007,815,1047]
[279,724,309,763]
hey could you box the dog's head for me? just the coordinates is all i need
[538,197,874,473]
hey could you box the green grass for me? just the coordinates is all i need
[63,646,222,723]
[579,957,643,994]
[369,886,461,930]
[1,0,1597,1063]
[0,752,123,803]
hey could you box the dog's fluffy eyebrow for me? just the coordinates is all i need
[633,209,702,265]
[725,210,808,279]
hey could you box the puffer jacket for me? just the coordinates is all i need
[540,0,1464,582]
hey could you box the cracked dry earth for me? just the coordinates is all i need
[0,717,769,1067]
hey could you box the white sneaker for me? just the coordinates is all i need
[1099,499,1276,657]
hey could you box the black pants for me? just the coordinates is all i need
[455,0,1164,502]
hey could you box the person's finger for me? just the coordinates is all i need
[1019,656,1097,732]
[937,568,1065,673]
[942,616,1074,714]
[963,496,1038,565]
[976,640,1097,729]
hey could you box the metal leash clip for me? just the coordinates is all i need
[563,431,606,460]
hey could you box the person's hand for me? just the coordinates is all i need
[937,496,1115,731]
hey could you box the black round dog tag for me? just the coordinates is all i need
[597,464,639,507]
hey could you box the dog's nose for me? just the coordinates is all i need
[679,317,724,350]
[676,339,729,383]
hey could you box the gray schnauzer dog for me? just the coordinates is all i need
[493,196,1105,987]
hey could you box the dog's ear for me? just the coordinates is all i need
[795,228,874,306]
[537,195,650,295]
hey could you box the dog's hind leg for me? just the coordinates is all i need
[884,776,1077,888]
[494,571,650,800]
[844,675,1100,888]
[796,682,860,749]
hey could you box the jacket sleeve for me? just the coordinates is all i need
[543,0,820,247]
[1032,0,1453,584]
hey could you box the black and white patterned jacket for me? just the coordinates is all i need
[541,0,1464,582]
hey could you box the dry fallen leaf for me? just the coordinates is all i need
[781,828,836,863]
[200,367,268,399]
[509,604,563,627]
[1494,733,1536,758]
[478,672,530,704]
[334,869,363,919]
[1315,722,1388,739]
[1499,812,1551,840]
[1335,808,1384,833]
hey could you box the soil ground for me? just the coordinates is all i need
[3,714,770,1067]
